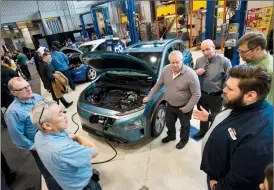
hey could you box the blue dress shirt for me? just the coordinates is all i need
[50,51,69,72]
[4,94,45,150]
[35,130,94,190]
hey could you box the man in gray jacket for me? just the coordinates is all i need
[193,39,232,139]
[143,50,201,149]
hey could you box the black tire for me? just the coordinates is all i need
[151,104,166,137]
[86,67,97,81]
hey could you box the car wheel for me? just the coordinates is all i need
[151,104,166,137]
[86,67,97,81]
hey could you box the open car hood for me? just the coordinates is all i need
[60,48,84,62]
[82,52,157,81]
[60,47,83,55]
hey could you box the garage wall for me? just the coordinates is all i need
[139,1,152,22]
[247,1,273,9]
[0,1,95,32]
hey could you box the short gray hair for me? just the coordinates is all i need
[201,39,215,48]
[30,101,57,131]
[168,50,183,61]
[8,77,25,91]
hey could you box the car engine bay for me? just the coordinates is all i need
[87,87,143,112]
[85,73,154,112]
[68,54,83,69]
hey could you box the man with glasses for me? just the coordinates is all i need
[30,101,101,190]
[237,32,273,104]
[4,77,62,189]
[193,39,232,139]
[143,50,201,149]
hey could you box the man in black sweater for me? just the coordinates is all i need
[193,65,273,190]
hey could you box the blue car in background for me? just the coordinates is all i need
[61,48,97,82]
[77,39,193,143]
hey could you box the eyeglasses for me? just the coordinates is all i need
[12,84,31,92]
[39,107,46,126]
[237,47,257,54]
[39,104,67,126]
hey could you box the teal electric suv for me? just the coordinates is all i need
[77,39,193,143]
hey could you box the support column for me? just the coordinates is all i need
[79,15,90,40]
[91,8,101,39]
[126,0,138,44]
[38,10,52,35]
[231,0,248,66]
[205,0,218,40]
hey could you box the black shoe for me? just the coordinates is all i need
[60,97,73,108]
[162,136,176,143]
[193,132,206,139]
[65,101,73,108]
[6,171,16,187]
[176,140,187,149]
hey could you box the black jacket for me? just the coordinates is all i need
[34,55,43,68]
[201,100,273,190]
[1,65,18,85]
[38,61,54,90]
[1,65,18,108]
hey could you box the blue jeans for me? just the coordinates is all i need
[30,151,63,190]
[60,70,75,90]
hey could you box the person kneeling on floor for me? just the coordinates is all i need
[30,101,102,190]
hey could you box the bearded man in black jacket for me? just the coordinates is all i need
[193,65,273,190]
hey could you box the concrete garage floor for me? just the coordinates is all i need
[40,50,209,190]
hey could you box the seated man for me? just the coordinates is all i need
[30,101,101,190]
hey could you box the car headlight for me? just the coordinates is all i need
[115,104,145,117]
[125,120,143,131]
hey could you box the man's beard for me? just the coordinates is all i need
[223,93,245,109]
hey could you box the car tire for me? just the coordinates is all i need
[86,67,97,81]
[151,104,166,137]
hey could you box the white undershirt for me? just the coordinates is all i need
[172,72,181,80]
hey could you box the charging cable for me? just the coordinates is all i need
[71,112,117,164]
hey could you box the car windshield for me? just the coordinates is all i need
[78,45,95,54]
[127,52,162,74]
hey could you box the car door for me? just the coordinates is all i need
[162,46,173,67]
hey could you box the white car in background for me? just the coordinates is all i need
[78,37,121,54]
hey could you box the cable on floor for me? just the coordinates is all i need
[71,112,117,164]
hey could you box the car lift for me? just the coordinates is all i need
[205,0,248,66]
[79,0,138,44]
[79,1,110,40]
